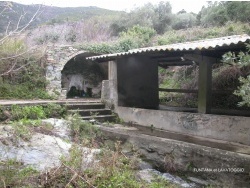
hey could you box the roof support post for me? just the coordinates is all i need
[198,57,212,114]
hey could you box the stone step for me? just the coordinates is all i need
[81,115,116,122]
[68,109,112,116]
[64,103,105,110]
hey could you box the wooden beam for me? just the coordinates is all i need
[184,54,217,64]
[151,56,183,61]
[158,64,169,69]
[159,88,234,94]
[197,56,212,114]
[158,61,195,66]
[159,88,197,93]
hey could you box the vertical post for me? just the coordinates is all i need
[108,60,118,106]
[108,61,112,80]
[198,57,212,114]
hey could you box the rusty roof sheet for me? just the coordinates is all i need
[87,34,250,61]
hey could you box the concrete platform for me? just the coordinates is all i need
[159,105,250,117]
[0,98,101,106]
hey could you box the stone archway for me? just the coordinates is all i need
[45,45,107,99]
[46,45,88,98]
[61,53,108,98]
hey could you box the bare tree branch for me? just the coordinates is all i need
[5,21,11,35]
[0,4,46,77]
[18,5,42,33]
[0,4,43,44]
[0,47,46,76]
[0,47,34,60]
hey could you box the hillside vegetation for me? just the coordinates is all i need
[0,1,250,108]
[0,2,121,33]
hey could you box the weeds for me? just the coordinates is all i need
[11,105,46,120]
[67,113,100,145]
[10,119,53,141]
[37,141,175,188]
[43,103,67,118]
[90,111,100,121]
[0,103,66,122]
[0,159,38,188]
[112,112,124,124]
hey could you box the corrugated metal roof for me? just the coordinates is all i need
[87,34,250,61]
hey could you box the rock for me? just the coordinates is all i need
[81,147,101,170]
[42,118,71,140]
[0,119,101,172]
[89,119,96,124]
[0,133,72,171]
[138,160,153,170]
[3,126,13,132]
[187,177,209,186]
[136,169,161,183]
[136,169,195,187]
[0,125,14,138]
[162,173,195,187]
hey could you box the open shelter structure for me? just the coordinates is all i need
[87,34,250,114]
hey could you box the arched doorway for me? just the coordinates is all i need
[61,53,108,98]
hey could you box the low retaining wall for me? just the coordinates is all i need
[116,107,250,145]
[100,125,250,187]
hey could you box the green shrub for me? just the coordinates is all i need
[67,113,100,144]
[4,104,66,121]
[234,76,250,107]
[222,43,250,107]
[80,25,156,53]
[11,105,45,120]
[43,103,66,118]
[119,25,156,47]
[0,36,51,100]
[0,83,53,99]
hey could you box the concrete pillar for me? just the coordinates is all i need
[198,57,212,114]
[101,60,118,108]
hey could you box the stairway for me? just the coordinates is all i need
[65,101,115,122]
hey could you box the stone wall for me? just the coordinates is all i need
[46,45,82,98]
[116,107,250,145]
[101,126,250,187]
[46,45,107,99]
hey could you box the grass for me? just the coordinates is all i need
[66,113,101,146]
[0,159,38,188]
[0,103,66,122]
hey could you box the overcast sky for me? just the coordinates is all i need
[9,0,209,13]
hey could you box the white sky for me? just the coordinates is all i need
[9,0,208,13]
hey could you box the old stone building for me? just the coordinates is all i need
[45,45,108,98]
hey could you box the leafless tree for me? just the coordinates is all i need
[0,2,44,77]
